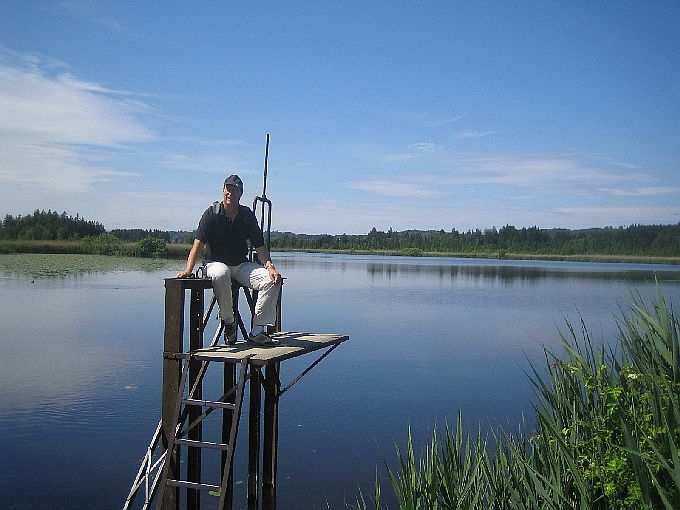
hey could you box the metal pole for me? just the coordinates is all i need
[262,133,269,200]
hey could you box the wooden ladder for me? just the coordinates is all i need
[155,352,252,510]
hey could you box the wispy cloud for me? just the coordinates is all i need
[553,206,680,227]
[454,129,498,139]
[381,142,438,162]
[442,153,652,190]
[159,151,251,174]
[59,1,127,33]
[345,180,446,198]
[356,149,663,202]
[0,51,154,192]
[341,98,466,128]
[598,186,680,197]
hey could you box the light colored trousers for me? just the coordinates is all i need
[205,261,280,327]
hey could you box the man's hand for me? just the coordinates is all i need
[266,263,282,285]
[176,269,192,279]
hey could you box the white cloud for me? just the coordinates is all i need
[59,1,127,33]
[454,130,497,139]
[554,206,680,228]
[381,142,438,162]
[346,180,446,198]
[598,186,680,197]
[0,52,155,193]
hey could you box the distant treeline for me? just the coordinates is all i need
[0,210,104,240]
[271,224,680,257]
[0,210,192,243]
[2,210,680,259]
[109,228,171,242]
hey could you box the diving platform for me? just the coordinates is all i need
[124,277,348,510]
[181,331,349,366]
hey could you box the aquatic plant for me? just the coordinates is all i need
[348,288,680,509]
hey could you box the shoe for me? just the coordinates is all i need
[247,331,276,345]
[223,320,237,344]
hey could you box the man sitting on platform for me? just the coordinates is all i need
[176,174,282,345]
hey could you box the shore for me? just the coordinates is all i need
[1,240,678,265]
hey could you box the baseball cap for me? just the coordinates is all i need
[223,174,243,192]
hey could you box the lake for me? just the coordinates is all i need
[1,253,679,509]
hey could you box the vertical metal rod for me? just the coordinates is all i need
[161,279,184,510]
[248,368,262,509]
[262,133,269,199]
[187,287,204,510]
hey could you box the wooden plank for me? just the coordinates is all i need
[161,278,184,510]
[190,332,349,365]
[164,277,212,291]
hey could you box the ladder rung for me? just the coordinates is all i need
[175,438,230,450]
[182,397,236,410]
[167,479,221,492]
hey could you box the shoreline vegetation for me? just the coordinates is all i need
[349,289,680,509]
[0,240,678,265]
[1,210,679,264]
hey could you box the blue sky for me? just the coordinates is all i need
[1,1,679,234]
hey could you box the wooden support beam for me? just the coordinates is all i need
[154,278,346,510]
[262,363,280,510]
[161,279,185,510]
[248,368,262,510]
[222,362,236,510]
[187,287,204,510]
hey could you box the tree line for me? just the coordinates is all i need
[0,210,105,240]
[0,210,176,242]
[271,224,680,257]
[2,210,680,258]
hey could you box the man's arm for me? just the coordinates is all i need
[176,239,204,278]
[255,245,282,284]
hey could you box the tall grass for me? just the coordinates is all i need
[348,288,680,509]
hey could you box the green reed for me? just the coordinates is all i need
[348,287,680,509]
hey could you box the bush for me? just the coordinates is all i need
[133,236,167,258]
[81,234,126,256]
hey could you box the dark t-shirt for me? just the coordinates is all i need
[195,202,265,265]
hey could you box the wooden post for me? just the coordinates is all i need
[161,279,185,510]
[222,362,236,510]
[187,287,204,510]
[248,368,262,509]
[262,363,280,510]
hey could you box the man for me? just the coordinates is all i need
[176,174,282,344]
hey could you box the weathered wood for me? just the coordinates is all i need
[190,332,349,365]
[248,368,262,510]
[187,287,204,510]
[222,362,236,510]
[155,278,348,510]
[262,363,280,510]
[161,278,185,510]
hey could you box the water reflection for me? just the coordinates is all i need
[2,253,680,510]
[278,252,680,286]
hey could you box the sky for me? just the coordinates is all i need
[1,1,679,235]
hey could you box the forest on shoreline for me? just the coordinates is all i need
[1,209,680,263]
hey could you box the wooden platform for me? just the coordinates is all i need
[186,332,348,366]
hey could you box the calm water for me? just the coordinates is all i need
[1,253,679,509]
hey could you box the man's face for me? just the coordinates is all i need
[223,185,242,205]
